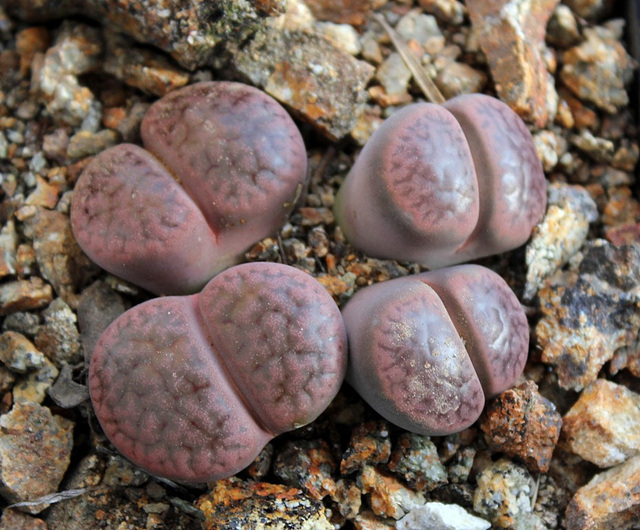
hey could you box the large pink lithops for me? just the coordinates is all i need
[342,265,529,436]
[334,93,546,268]
[89,262,347,483]
[71,81,308,295]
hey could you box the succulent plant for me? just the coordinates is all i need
[89,262,347,483]
[71,81,308,295]
[342,265,529,436]
[334,93,547,268]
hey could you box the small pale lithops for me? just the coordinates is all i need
[334,93,546,268]
[342,265,529,436]
[71,81,307,295]
[89,262,347,483]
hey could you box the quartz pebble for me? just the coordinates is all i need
[467,0,559,126]
[473,458,540,528]
[315,21,362,56]
[0,402,73,513]
[36,21,102,126]
[562,379,640,468]
[0,220,18,277]
[376,52,412,97]
[524,182,598,301]
[564,455,640,530]
[197,478,333,530]
[536,241,640,390]
[396,502,490,530]
[358,465,426,520]
[395,10,444,51]
[480,381,562,473]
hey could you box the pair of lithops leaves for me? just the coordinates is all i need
[74,81,543,483]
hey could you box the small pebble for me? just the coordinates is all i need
[397,501,490,530]
[472,459,537,529]
[37,22,102,126]
[536,241,640,390]
[42,129,70,163]
[388,432,447,492]
[12,356,58,404]
[197,478,333,530]
[273,439,337,500]
[233,26,374,140]
[562,379,640,468]
[0,509,47,529]
[103,30,189,96]
[21,208,97,307]
[102,454,150,488]
[480,381,562,473]
[246,443,274,479]
[467,0,559,126]
[376,52,412,97]
[524,182,598,301]
[2,311,41,337]
[353,510,396,530]
[564,455,640,530]
[358,465,426,520]
[0,277,53,316]
[66,129,119,160]
[0,219,18,278]
[532,129,562,172]
[435,61,487,99]
[560,28,636,114]
[395,11,444,52]
[0,331,45,373]
[570,129,615,163]
[34,297,81,366]
[25,176,61,208]
[47,362,89,408]
[315,21,362,56]
[331,478,362,520]
[0,402,74,513]
[418,0,465,25]
[546,5,581,48]
[341,420,392,475]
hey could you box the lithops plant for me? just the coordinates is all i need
[89,262,347,483]
[334,93,547,268]
[71,81,308,295]
[342,265,529,436]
